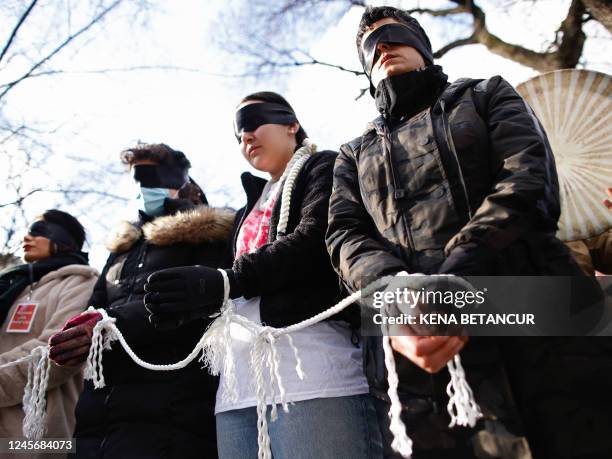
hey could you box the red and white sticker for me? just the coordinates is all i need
[6,302,39,333]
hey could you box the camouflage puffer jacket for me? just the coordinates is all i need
[326,76,612,458]
[327,75,566,285]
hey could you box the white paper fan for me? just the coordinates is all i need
[516,69,612,242]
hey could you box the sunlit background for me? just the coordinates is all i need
[1,0,610,269]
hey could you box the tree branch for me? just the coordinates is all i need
[301,52,364,75]
[355,87,368,100]
[581,0,612,33]
[0,188,42,208]
[0,0,124,101]
[0,188,128,208]
[0,0,39,65]
[448,0,587,72]
[232,40,365,78]
[434,34,478,58]
[0,64,251,89]
[407,6,465,17]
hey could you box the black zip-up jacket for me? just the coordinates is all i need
[326,77,574,390]
[73,205,234,459]
[326,76,612,457]
[327,76,564,286]
[228,150,357,328]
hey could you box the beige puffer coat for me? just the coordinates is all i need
[0,264,98,458]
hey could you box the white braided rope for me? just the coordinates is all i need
[82,302,221,389]
[22,346,50,440]
[252,337,271,458]
[275,138,317,235]
[447,354,483,427]
[83,308,117,388]
[10,272,482,453]
[382,302,414,457]
[0,349,41,370]
[0,346,51,440]
[199,274,239,402]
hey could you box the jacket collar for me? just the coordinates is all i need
[36,264,98,286]
[240,172,268,213]
[105,206,235,253]
[364,77,483,136]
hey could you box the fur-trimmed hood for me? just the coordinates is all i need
[105,206,235,253]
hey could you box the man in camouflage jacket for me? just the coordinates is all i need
[326,5,612,459]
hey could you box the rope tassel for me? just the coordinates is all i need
[83,307,118,388]
[200,272,239,404]
[382,335,413,458]
[22,346,50,440]
[447,354,483,428]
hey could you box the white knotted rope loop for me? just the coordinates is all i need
[22,345,50,440]
[253,330,272,459]
[276,138,317,235]
[83,307,118,388]
[382,314,413,458]
[8,269,481,454]
[200,269,240,403]
[446,354,483,428]
[0,349,42,371]
[374,272,483,458]
[83,286,242,383]
[284,333,304,380]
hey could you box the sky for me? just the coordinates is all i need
[2,0,611,269]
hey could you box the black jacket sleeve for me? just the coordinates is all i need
[440,76,558,275]
[232,152,339,297]
[325,143,408,292]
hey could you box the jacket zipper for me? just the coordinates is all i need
[439,100,473,219]
[379,123,415,253]
[125,241,147,304]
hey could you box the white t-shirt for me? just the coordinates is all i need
[216,177,369,413]
[215,295,369,414]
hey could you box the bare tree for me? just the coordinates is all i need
[0,0,149,258]
[582,0,612,32]
[217,0,611,80]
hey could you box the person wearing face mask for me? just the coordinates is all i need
[325,6,612,459]
[48,143,234,459]
[143,93,382,458]
[0,210,97,454]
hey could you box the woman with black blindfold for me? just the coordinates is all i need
[49,143,235,459]
[0,210,97,450]
[144,92,382,458]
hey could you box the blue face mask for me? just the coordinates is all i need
[137,187,169,217]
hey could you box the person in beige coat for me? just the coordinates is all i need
[0,209,97,456]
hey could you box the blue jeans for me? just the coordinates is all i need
[216,394,383,459]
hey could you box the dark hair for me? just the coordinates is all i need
[39,209,86,251]
[178,179,209,206]
[120,143,191,170]
[356,6,431,64]
[239,91,308,146]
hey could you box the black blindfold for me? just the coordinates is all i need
[28,220,78,251]
[132,165,189,189]
[362,23,431,75]
[234,103,298,143]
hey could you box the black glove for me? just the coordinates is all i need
[144,266,243,329]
